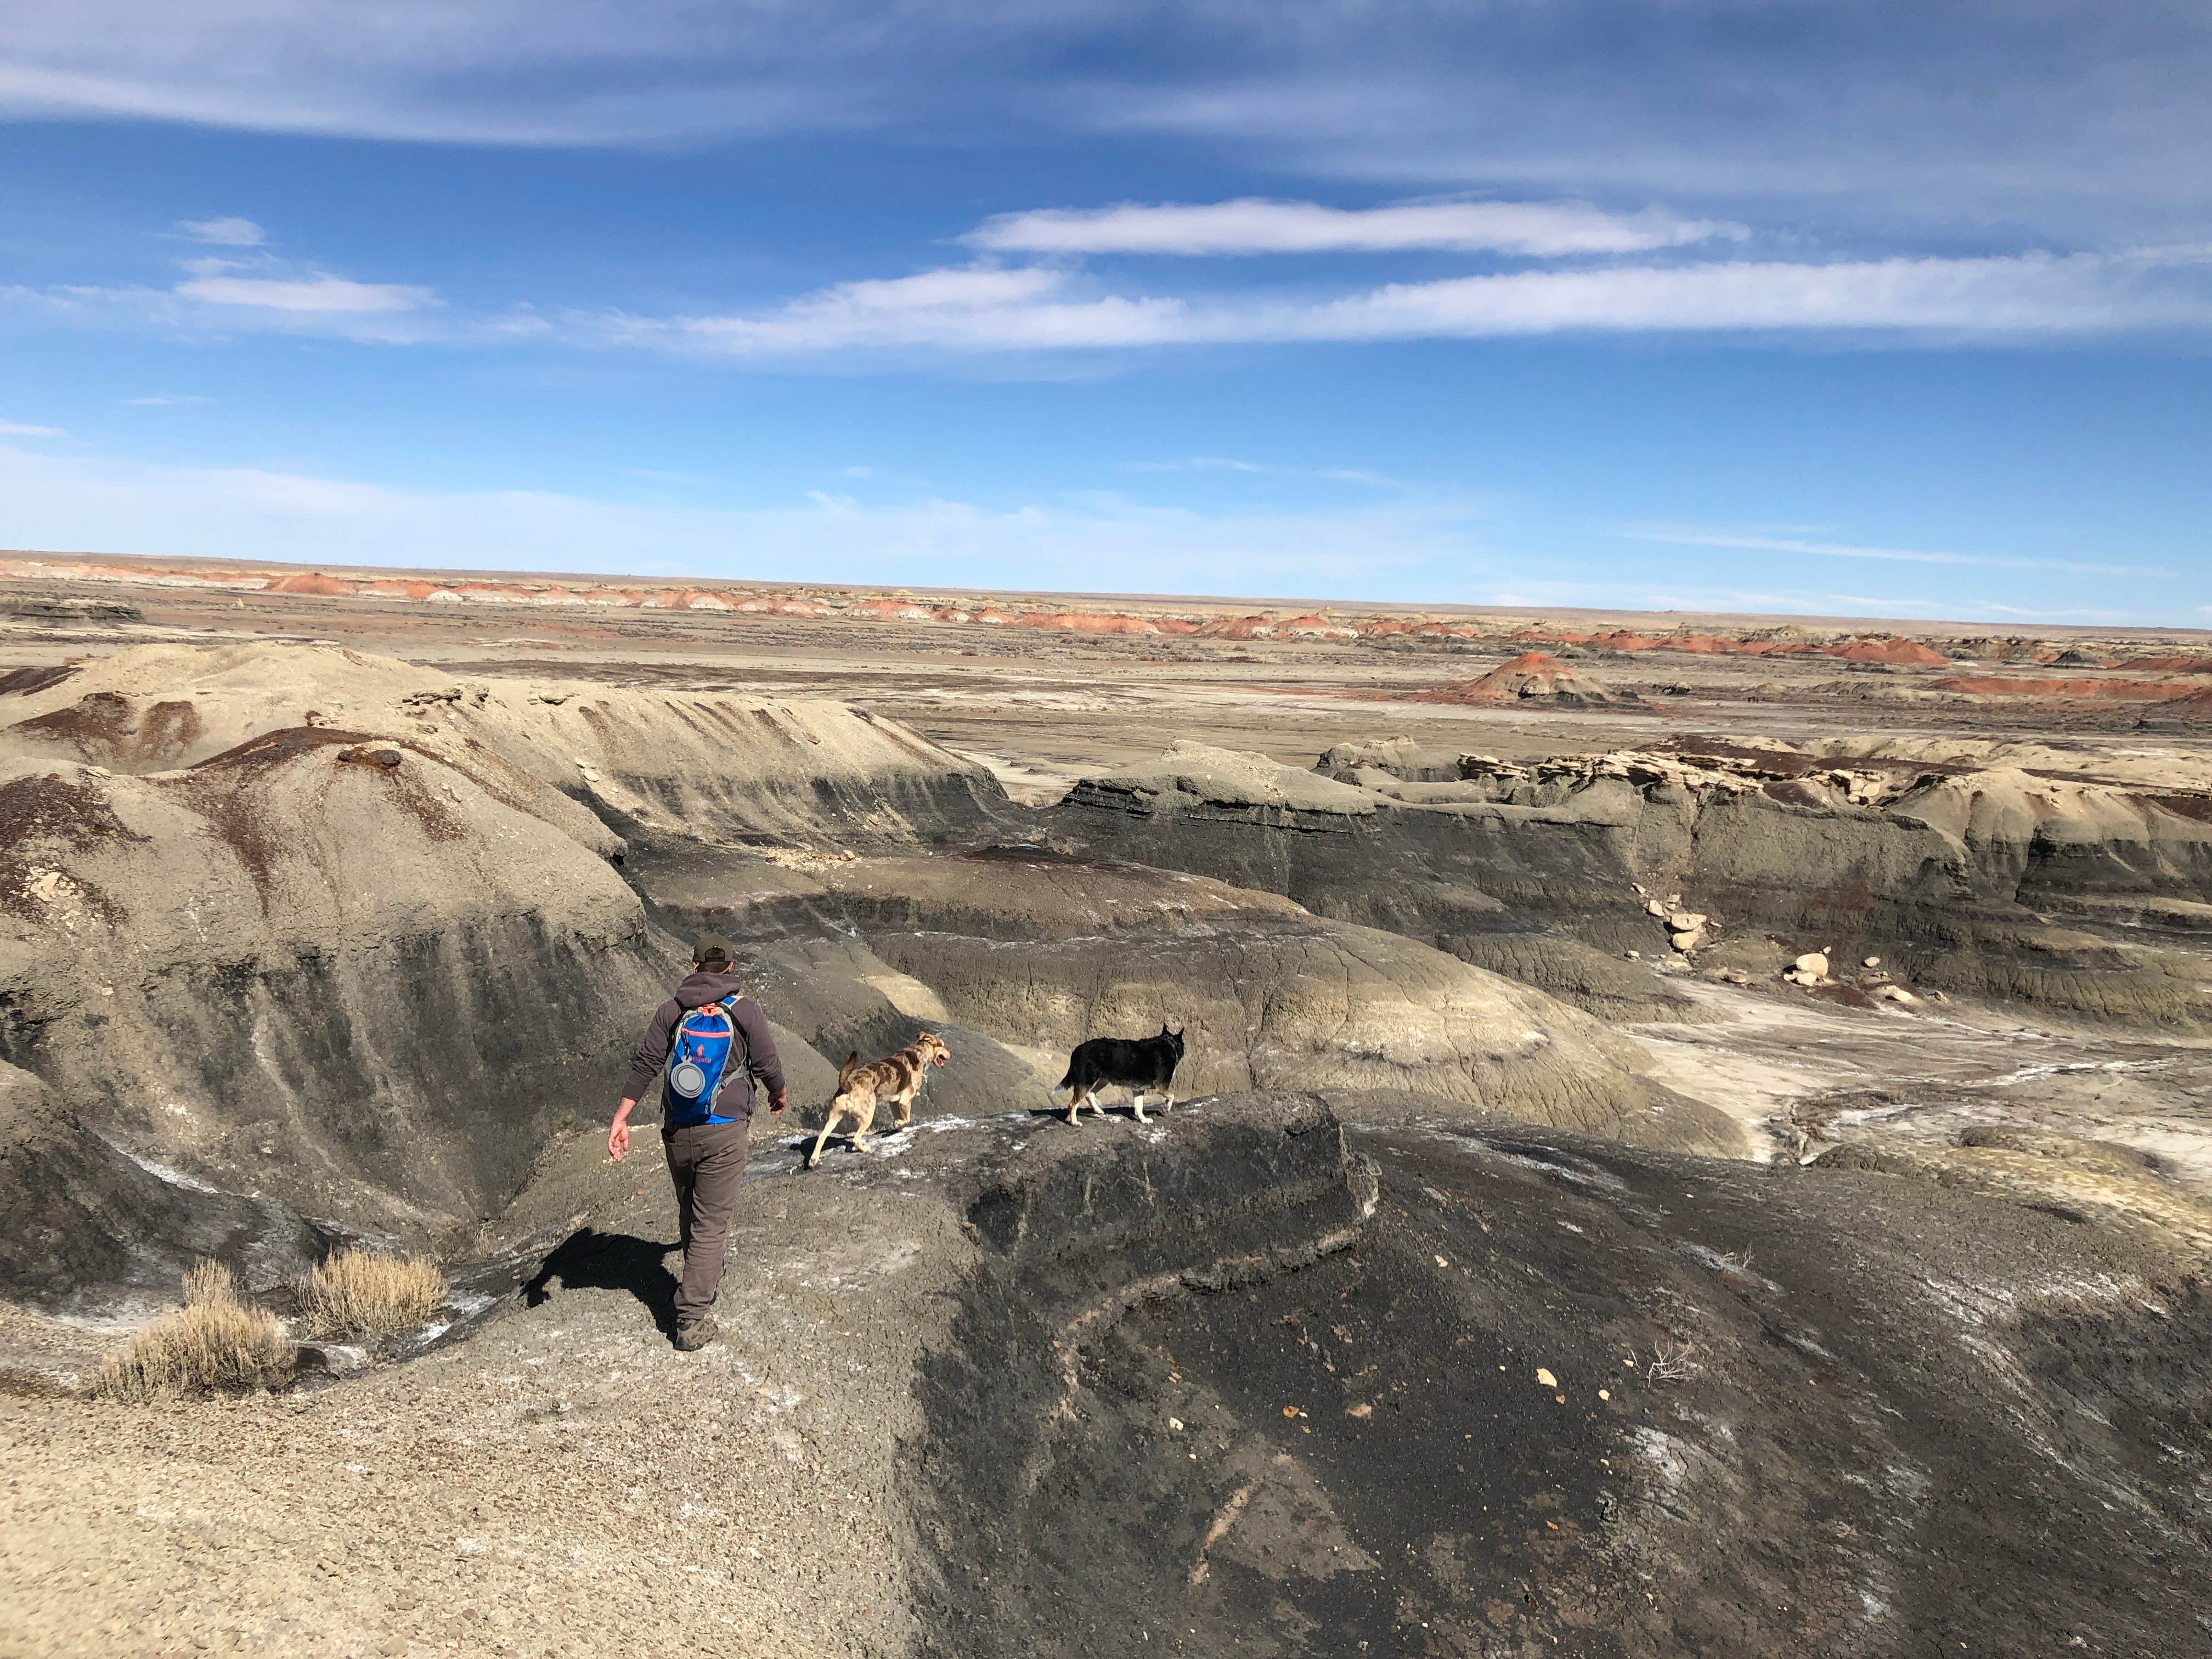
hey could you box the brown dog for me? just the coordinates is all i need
[808,1030,951,1167]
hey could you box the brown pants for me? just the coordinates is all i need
[662,1118,750,1324]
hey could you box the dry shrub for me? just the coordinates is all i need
[182,1257,235,1308]
[94,1260,294,1402]
[298,1246,448,1338]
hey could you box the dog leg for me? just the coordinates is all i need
[1132,1091,1150,1124]
[1066,1087,1087,1126]
[894,1092,915,1131]
[1163,1091,1176,1115]
[808,1103,845,1170]
[850,1100,878,1156]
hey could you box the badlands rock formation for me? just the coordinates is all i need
[0,644,1009,1316]
[0,642,1006,850]
[1427,650,1630,706]
[1048,736,2212,1028]
[2,618,2209,1659]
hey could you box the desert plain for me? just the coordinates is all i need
[1,550,2208,1658]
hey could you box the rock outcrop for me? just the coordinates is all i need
[1046,738,2212,1028]
[0,737,686,1282]
[0,642,1008,851]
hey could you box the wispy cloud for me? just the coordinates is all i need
[597,249,2212,359]
[125,393,211,405]
[174,216,265,246]
[1622,526,2169,579]
[0,419,66,437]
[3,2,2206,250]
[173,273,436,314]
[964,198,1743,257]
[1127,456,1407,488]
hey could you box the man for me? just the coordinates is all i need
[607,936,786,1352]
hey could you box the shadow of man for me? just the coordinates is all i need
[523,1229,681,1340]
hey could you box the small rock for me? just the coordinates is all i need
[1645,899,1668,917]
[1534,1367,1558,1388]
[1346,1402,1373,1419]
[1168,1417,1183,1431]
[295,1342,370,1376]
[1863,956,1881,968]
[1626,950,1640,960]
[1792,952,1830,980]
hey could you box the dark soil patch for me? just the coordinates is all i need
[0,665,80,697]
[0,771,147,922]
[908,1116,2212,1658]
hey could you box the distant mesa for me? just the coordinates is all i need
[1929,675,2182,702]
[1827,636,1949,667]
[2115,654,2212,675]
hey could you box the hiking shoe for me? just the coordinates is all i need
[673,1317,719,1352]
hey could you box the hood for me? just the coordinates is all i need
[675,969,744,1009]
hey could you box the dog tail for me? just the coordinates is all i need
[837,1050,861,1090]
[1050,1059,1077,1098]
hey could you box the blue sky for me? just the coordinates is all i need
[1,2,2208,624]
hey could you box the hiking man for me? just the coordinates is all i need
[607,935,786,1352]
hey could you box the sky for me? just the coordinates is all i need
[1,2,2208,625]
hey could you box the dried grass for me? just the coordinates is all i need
[94,1260,294,1402]
[297,1246,448,1338]
[1646,1338,1702,1386]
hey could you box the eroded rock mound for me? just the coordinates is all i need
[0,738,683,1276]
[807,851,1742,1155]
[1431,651,1626,706]
[0,641,1008,849]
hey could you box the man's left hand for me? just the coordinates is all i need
[770,1090,788,1115]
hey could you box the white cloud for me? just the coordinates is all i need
[173,273,436,314]
[964,198,1743,257]
[175,216,265,246]
[1623,526,2169,580]
[608,249,2212,359]
[1,1,2205,252]
[125,393,212,405]
[0,419,66,436]
[598,265,1188,354]
[1127,456,1407,488]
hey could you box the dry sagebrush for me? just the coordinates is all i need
[297,1245,448,1338]
[94,1259,294,1401]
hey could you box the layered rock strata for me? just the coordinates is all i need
[1047,738,2212,1028]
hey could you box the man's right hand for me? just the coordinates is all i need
[770,1090,788,1115]
[608,1098,636,1161]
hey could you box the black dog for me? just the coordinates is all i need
[1053,1023,1186,1125]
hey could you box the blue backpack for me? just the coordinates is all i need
[663,1001,741,1126]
